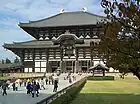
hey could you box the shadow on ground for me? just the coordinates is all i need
[71,93,140,104]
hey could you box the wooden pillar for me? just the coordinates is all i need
[91,53,94,76]
[87,60,89,72]
[90,54,93,66]
[46,49,49,73]
[54,49,56,59]
[21,49,25,73]
[75,48,79,73]
[83,48,86,59]
[32,49,35,72]
[60,47,64,72]
[72,61,73,72]
[103,69,105,76]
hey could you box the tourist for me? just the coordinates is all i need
[51,74,54,85]
[45,77,48,85]
[68,73,72,83]
[48,76,51,85]
[72,73,76,81]
[64,76,66,80]
[2,82,7,96]
[36,82,40,96]
[23,79,27,87]
[19,79,22,87]
[6,80,10,89]
[27,79,30,83]
[12,82,16,91]
[15,82,18,91]
[53,75,59,92]
[26,82,32,94]
[31,81,38,98]
[40,78,45,90]
[0,85,2,93]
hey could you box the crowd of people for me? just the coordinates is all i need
[0,72,79,97]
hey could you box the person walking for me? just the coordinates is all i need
[68,73,72,83]
[15,82,18,91]
[53,75,59,92]
[31,81,38,98]
[2,82,7,96]
[26,82,32,94]
[6,80,10,89]
[36,82,40,96]
[12,82,16,91]
[19,79,22,87]
[40,78,45,90]
[23,79,27,87]
[48,76,51,85]
[0,85,2,93]
[45,77,48,85]
[51,74,54,85]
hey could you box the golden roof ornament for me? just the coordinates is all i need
[82,7,88,12]
[60,8,64,13]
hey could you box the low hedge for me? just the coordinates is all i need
[88,76,114,81]
[50,78,87,104]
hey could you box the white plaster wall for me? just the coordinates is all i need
[41,68,46,72]
[35,62,40,67]
[35,68,40,72]
[29,68,33,72]
[24,68,28,72]
[41,62,46,67]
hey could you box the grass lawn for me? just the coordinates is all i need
[71,77,140,104]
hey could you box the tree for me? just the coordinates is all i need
[5,58,11,64]
[14,57,20,63]
[91,0,140,79]
[1,59,5,64]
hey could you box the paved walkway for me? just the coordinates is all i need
[0,73,87,104]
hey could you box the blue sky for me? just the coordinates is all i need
[0,0,104,60]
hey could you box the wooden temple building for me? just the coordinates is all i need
[3,10,105,73]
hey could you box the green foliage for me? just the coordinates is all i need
[91,0,140,79]
[50,78,87,104]
[5,58,11,64]
[87,76,114,80]
[14,57,20,63]
[1,59,5,64]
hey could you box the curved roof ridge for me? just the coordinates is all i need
[13,40,37,44]
[19,11,105,25]
[19,13,61,25]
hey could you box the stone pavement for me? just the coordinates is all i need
[0,73,87,104]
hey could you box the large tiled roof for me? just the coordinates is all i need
[89,63,109,71]
[19,11,105,27]
[3,40,59,49]
[3,39,100,49]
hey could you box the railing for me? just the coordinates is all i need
[36,77,87,104]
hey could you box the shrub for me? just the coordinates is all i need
[50,78,87,104]
[87,76,114,81]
